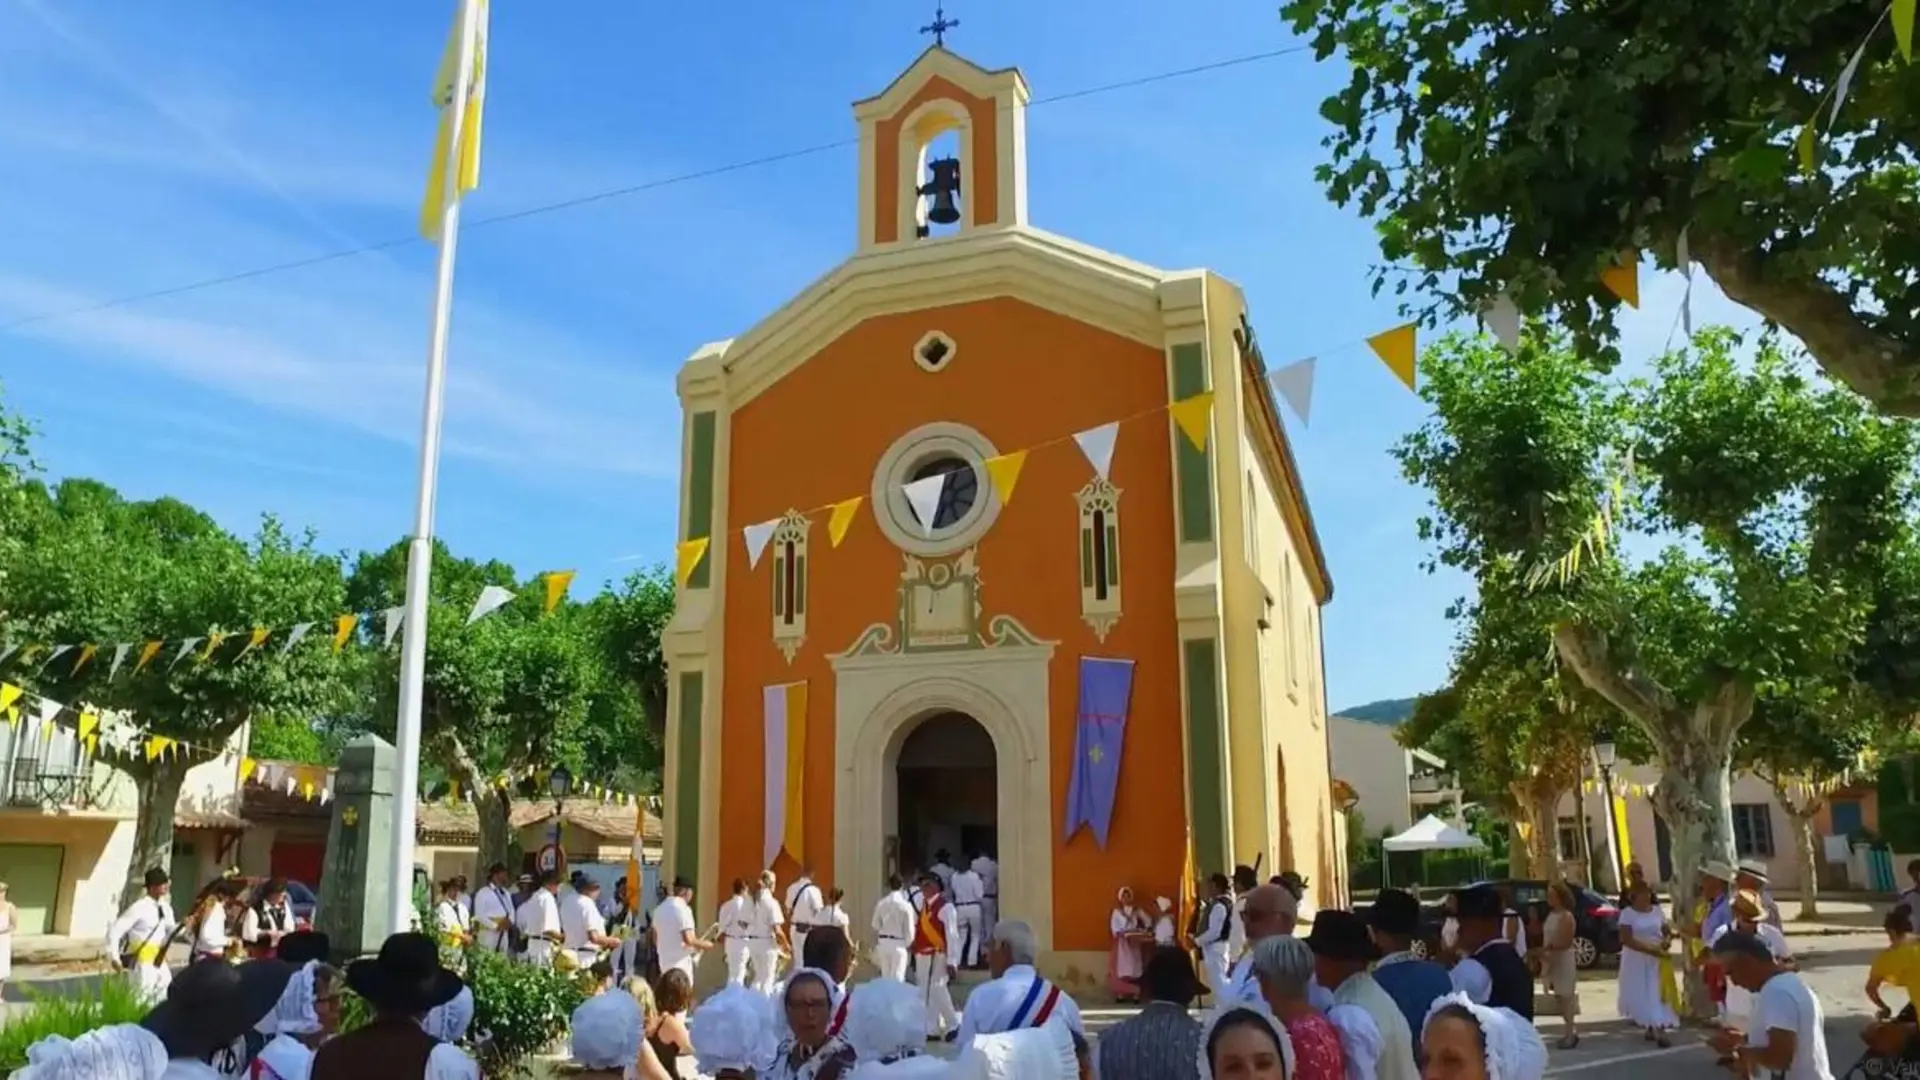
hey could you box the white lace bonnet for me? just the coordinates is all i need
[841,976,929,1062]
[14,1024,170,1080]
[690,984,779,1074]
[1195,1001,1297,1080]
[1422,993,1549,1080]
[570,988,644,1070]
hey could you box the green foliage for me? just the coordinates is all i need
[1280,0,1920,413]
[589,565,675,759]
[248,713,337,765]
[0,979,151,1074]
[464,949,591,1076]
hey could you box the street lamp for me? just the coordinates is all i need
[1592,735,1624,890]
[547,765,572,876]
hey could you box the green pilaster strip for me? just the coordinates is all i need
[674,671,705,885]
[685,412,717,589]
[1171,345,1213,543]
[1183,637,1227,874]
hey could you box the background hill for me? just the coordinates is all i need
[1333,697,1418,724]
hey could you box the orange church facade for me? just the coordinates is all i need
[662,45,1341,985]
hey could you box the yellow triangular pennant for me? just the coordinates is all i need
[543,570,577,615]
[1367,324,1418,390]
[1896,0,1914,63]
[982,451,1028,506]
[134,641,163,676]
[78,712,99,739]
[82,733,97,756]
[674,537,710,588]
[40,716,54,740]
[71,644,99,676]
[448,780,462,803]
[198,632,229,665]
[1599,253,1640,309]
[0,683,21,715]
[827,497,864,548]
[1169,391,1215,451]
[239,756,256,783]
[145,736,172,762]
[235,627,272,661]
[332,615,359,653]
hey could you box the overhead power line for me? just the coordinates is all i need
[0,45,1308,332]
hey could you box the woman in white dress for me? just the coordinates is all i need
[1614,881,1678,1046]
[1108,888,1151,1003]
[0,881,16,1000]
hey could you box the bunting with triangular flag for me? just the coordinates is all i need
[1367,324,1418,390]
[382,607,406,648]
[135,641,163,676]
[827,498,862,548]
[281,623,315,656]
[1482,294,1521,352]
[1169,391,1214,451]
[543,570,576,614]
[743,519,779,569]
[903,474,946,537]
[675,538,711,588]
[71,644,99,677]
[981,451,1027,505]
[170,639,202,672]
[109,643,132,681]
[467,585,516,625]
[1270,358,1315,426]
[1074,422,1119,481]
[333,615,359,653]
[235,628,272,662]
[1598,252,1640,309]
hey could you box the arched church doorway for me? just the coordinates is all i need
[891,710,997,875]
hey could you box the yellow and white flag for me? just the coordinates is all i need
[420,0,490,240]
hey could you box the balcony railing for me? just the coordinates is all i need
[3,718,111,812]
[1409,773,1460,795]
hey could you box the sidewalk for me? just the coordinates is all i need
[1778,898,1888,937]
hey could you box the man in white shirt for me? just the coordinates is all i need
[785,864,825,964]
[108,866,177,1004]
[909,874,964,1039]
[970,851,1000,939]
[515,871,564,967]
[717,878,752,986]
[650,875,711,980]
[948,860,987,969]
[1194,873,1235,999]
[1227,865,1258,965]
[1712,930,1834,1080]
[871,874,915,981]
[746,871,787,994]
[1219,884,1299,1004]
[435,878,473,949]
[928,850,956,891]
[472,863,518,956]
[562,878,621,967]
[955,919,1085,1047]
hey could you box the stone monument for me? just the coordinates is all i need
[316,734,397,958]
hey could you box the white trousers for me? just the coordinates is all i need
[523,940,553,968]
[747,943,782,994]
[956,904,986,967]
[791,929,810,966]
[873,941,910,981]
[982,897,998,942]
[126,961,172,1006]
[724,940,749,986]
[913,951,960,1034]
[1201,944,1231,999]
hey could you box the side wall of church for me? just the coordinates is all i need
[712,296,1192,952]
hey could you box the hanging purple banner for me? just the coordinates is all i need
[1063,657,1136,848]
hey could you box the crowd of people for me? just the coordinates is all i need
[38,845,1920,1078]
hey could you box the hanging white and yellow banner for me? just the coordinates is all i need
[762,680,809,869]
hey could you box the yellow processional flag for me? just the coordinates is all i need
[420,0,490,240]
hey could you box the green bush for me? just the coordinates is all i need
[0,978,151,1075]
[336,949,589,1080]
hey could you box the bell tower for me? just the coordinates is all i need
[853,29,1030,251]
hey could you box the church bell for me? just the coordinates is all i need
[919,156,963,227]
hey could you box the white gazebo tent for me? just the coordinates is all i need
[1381,814,1486,887]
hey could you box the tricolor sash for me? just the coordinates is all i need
[828,992,851,1037]
[1007,976,1063,1030]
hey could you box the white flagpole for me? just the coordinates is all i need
[388,0,483,939]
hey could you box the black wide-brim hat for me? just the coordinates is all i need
[346,932,464,1016]
[278,930,332,966]
[143,959,296,1059]
[1305,910,1382,962]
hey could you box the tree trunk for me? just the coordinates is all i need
[1526,787,1563,883]
[437,730,516,872]
[1692,229,1920,417]
[121,763,188,909]
[1793,808,1821,920]
[1554,621,1752,1019]
[1508,819,1533,878]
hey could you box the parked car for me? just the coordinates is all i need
[1405,879,1621,969]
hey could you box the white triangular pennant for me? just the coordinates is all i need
[280,623,314,655]
[319,785,333,805]
[903,474,947,538]
[170,639,202,671]
[38,644,74,674]
[743,519,779,569]
[382,607,405,647]
[108,643,132,680]
[466,585,516,625]
[1677,226,1694,337]
[1831,39,1869,128]
[1270,358,1317,426]
[35,697,61,725]
[1482,293,1521,352]
[1074,421,1119,481]
[0,642,17,668]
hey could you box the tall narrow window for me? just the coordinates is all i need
[1076,478,1123,641]
[1282,552,1299,696]
[770,511,810,662]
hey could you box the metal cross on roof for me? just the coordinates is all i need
[920,5,959,46]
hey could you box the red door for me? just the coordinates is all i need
[271,840,326,888]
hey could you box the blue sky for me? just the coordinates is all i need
[0,0,1753,712]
